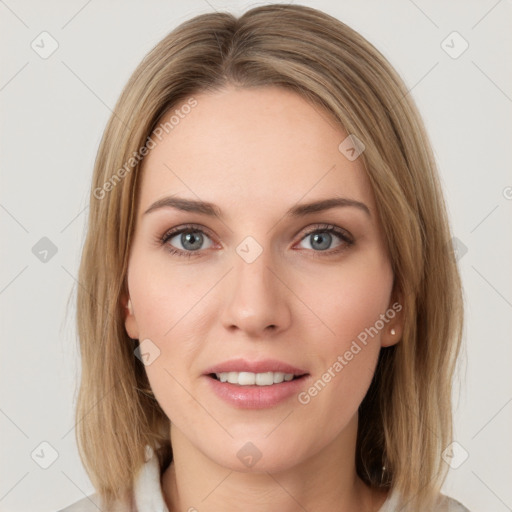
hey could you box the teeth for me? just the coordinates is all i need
[215,371,297,386]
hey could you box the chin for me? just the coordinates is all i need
[200,434,312,474]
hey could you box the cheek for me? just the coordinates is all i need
[299,252,393,348]
[294,254,392,411]
[127,246,210,339]
[127,250,215,422]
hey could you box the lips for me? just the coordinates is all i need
[204,373,309,410]
[203,358,308,376]
[202,358,310,409]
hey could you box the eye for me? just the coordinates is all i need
[161,225,215,257]
[159,223,354,258]
[296,224,353,254]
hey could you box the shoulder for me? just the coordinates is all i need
[58,445,167,512]
[57,493,132,512]
[436,493,471,511]
[379,489,471,511]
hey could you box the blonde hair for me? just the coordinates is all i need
[75,4,463,510]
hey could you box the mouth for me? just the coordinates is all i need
[204,359,310,408]
[208,371,308,386]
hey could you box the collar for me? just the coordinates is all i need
[133,445,169,512]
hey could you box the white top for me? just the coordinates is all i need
[58,446,470,512]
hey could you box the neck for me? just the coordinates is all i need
[161,415,387,512]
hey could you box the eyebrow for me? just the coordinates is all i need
[143,196,371,218]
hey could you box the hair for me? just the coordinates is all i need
[75,4,464,510]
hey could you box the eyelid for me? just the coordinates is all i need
[161,223,216,243]
[295,223,354,244]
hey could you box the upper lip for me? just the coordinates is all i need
[204,358,308,376]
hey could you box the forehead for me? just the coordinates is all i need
[138,86,375,217]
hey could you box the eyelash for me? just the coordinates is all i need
[159,223,354,259]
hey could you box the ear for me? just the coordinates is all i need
[121,293,139,340]
[380,290,404,348]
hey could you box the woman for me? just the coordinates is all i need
[61,4,469,511]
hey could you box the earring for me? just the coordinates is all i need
[380,454,390,486]
[390,328,396,336]
[380,464,386,485]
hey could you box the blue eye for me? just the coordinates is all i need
[300,230,341,251]
[162,226,214,257]
[297,225,353,254]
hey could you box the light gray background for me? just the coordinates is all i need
[1,1,511,511]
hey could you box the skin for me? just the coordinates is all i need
[123,85,403,512]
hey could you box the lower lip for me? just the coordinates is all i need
[205,375,310,409]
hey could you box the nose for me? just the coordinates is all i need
[220,246,292,337]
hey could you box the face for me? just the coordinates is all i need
[124,86,402,473]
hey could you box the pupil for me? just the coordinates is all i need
[182,232,203,250]
[312,232,331,251]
